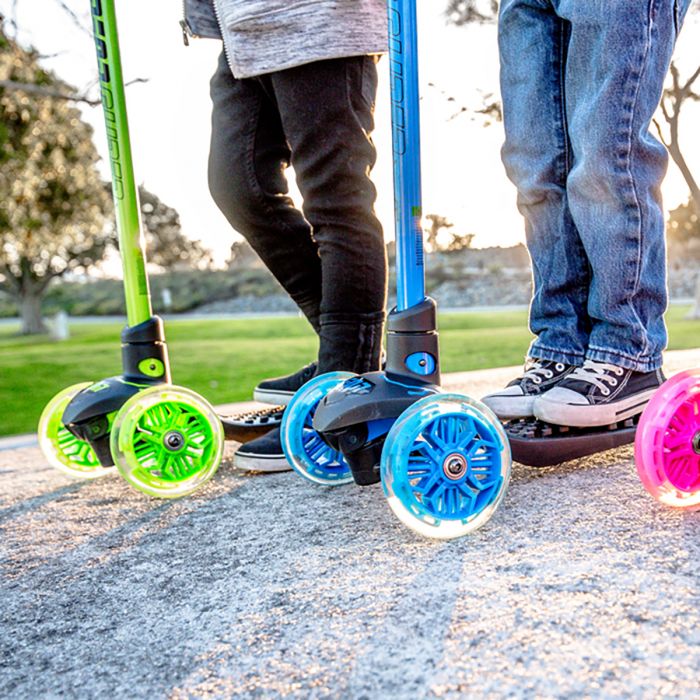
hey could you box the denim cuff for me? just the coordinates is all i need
[586,345,663,373]
[528,342,585,367]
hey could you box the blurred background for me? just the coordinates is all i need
[1,0,699,436]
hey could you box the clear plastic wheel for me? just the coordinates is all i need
[38,382,114,479]
[110,384,224,499]
[635,369,700,509]
[280,371,355,485]
[381,393,511,539]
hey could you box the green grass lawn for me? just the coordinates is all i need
[2,307,699,436]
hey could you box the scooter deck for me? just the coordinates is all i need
[219,405,284,443]
[506,416,638,467]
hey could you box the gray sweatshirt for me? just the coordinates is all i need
[183,0,388,79]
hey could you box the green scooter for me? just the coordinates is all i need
[37,0,224,498]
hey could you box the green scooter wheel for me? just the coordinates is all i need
[110,385,224,499]
[38,382,114,479]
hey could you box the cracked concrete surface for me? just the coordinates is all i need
[1,353,700,698]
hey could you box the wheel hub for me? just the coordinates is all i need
[163,430,185,451]
[692,431,700,456]
[443,452,468,481]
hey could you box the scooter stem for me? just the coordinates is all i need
[91,0,153,327]
[388,0,425,311]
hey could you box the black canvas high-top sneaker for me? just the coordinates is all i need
[534,360,665,427]
[481,359,577,419]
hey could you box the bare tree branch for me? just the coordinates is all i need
[0,263,22,295]
[682,64,700,100]
[0,2,20,39]
[53,0,92,37]
[10,1,19,37]
[669,61,680,89]
[0,77,150,107]
[36,51,65,60]
[0,79,101,105]
[684,65,700,89]
[124,77,149,88]
[652,118,671,148]
[659,96,673,124]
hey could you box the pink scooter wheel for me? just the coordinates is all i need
[635,368,700,509]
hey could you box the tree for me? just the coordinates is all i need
[138,186,212,270]
[445,232,475,252]
[669,199,700,318]
[446,0,700,219]
[0,2,149,106]
[446,0,498,24]
[227,239,260,270]
[0,27,112,334]
[423,213,454,252]
[668,198,700,256]
[654,62,700,218]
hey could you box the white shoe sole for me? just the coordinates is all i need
[481,394,535,420]
[253,388,294,405]
[233,451,292,473]
[534,388,657,428]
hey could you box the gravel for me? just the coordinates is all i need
[2,356,700,699]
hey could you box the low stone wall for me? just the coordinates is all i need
[433,268,698,310]
[194,294,299,315]
[432,271,533,308]
[191,268,698,314]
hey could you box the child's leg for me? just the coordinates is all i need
[208,51,323,333]
[269,56,387,374]
[529,0,688,428]
[557,0,686,373]
[498,0,590,368]
[232,56,386,471]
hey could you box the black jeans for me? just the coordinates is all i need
[208,52,387,373]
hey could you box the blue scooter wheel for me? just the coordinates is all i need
[381,393,511,539]
[281,371,355,485]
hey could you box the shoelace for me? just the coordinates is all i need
[521,360,566,385]
[566,360,624,395]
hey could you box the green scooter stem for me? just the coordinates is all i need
[91,0,152,327]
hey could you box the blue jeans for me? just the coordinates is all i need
[499,0,691,372]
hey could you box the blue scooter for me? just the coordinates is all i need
[280,0,511,539]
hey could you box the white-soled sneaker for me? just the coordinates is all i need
[233,427,291,472]
[253,362,317,405]
[481,359,577,419]
[534,360,665,428]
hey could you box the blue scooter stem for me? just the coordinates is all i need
[387,0,425,311]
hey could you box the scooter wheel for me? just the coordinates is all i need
[635,369,700,509]
[38,382,114,479]
[281,371,355,485]
[110,385,224,499]
[381,393,511,539]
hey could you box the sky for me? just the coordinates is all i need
[2,1,699,269]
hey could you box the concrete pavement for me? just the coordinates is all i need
[1,354,700,698]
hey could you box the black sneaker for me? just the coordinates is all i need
[233,427,291,472]
[534,360,665,427]
[253,362,317,405]
[481,359,577,419]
